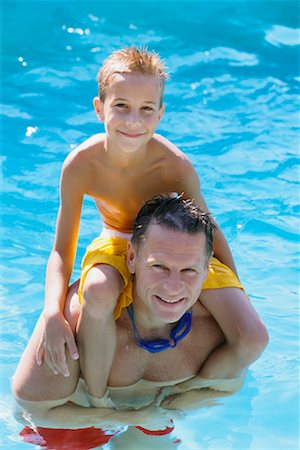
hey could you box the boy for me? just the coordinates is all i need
[36,47,268,404]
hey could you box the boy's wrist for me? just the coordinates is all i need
[42,308,64,320]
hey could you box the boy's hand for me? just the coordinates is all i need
[36,312,79,377]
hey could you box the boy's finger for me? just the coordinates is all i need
[66,335,79,360]
[36,343,44,365]
[50,353,68,377]
[55,349,70,377]
[44,351,59,375]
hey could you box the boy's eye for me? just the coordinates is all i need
[115,103,127,109]
[142,106,154,111]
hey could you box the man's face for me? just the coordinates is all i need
[127,224,209,325]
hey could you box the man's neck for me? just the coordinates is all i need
[131,285,173,339]
[126,303,192,354]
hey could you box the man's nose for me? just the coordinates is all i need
[163,272,183,295]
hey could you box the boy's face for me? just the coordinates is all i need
[94,73,164,155]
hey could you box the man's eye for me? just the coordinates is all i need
[152,264,166,270]
[182,269,197,275]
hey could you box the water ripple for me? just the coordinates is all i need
[167,47,259,73]
[0,104,31,120]
[265,25,300,47]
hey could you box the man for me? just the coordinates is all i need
[12,195,268,430]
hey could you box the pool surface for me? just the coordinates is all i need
[1,0,299,448]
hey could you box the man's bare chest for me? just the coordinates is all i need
[109,314,225,387]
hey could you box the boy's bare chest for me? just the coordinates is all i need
[90,161,184,231]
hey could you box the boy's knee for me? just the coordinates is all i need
[238,321,269,362]
[249,321,269,353]
[12,373,42,403]
[82,265,124,317]
[12,377,25,402]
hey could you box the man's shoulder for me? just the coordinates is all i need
[188,301,213,330]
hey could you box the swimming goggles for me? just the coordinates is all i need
[127,304,192,353]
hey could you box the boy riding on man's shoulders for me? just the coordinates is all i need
[36,47,268,405]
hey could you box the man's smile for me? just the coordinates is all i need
[154,295,186,304]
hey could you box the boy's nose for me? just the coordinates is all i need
[125,112,140,127]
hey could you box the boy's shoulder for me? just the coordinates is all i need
[64,134,105,167]
[152,134,196,176]
[152,134,190,160]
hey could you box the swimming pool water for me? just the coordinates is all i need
[1,0,299,448]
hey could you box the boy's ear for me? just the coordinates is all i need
[93,97,104,121]
[127,241,136,274]
[157,105,165,123]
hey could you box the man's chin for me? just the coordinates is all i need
[152,295,189,323]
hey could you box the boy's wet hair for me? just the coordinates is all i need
[97,46,168,107]
[132,194,216,263]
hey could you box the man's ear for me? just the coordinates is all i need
[202,256,212,282]
[93,97,104,121]
[127,241,136,274]
[202,265,208,282]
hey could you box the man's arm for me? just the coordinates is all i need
[198,289,269,379]
[156,373,245,412]
[15,397,178,430]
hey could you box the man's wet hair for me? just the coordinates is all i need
[132,194,215,262]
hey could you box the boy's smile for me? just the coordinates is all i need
[94,73,164,155]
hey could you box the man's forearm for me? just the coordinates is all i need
[198,342,258,379]
[15,397,178,430]
[156,373,244,403]
[161,388,231,412]
[159,375,244,412]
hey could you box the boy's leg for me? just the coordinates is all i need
[76,264,124,403]
[12,281,81,403]
[198,287,269,379]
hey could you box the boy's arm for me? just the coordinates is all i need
[192,184,238,276]
[176,161,238,275]
[37,153,86,376]
[174,155,269,377]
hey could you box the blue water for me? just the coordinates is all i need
[1,0,299,448]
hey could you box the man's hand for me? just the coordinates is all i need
[36,312,79,377]
[133,404,183,429]
[160,388,229,412]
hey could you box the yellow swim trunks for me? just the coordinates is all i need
[78,236,245,319]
